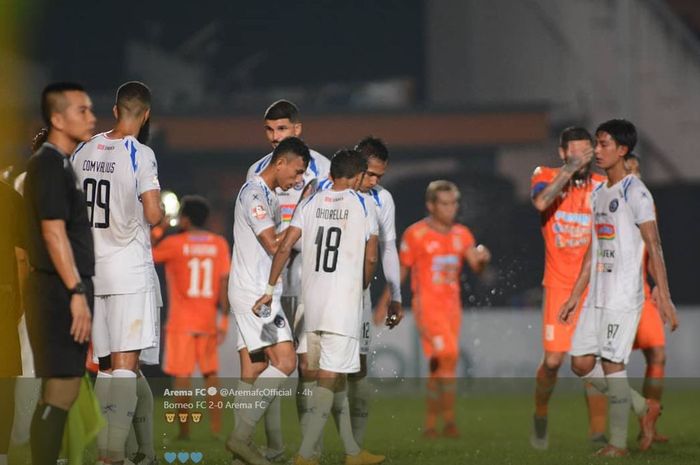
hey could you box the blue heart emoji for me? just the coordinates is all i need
[164,452,176,464]
[190,452,203,463]
[178,452,190,463]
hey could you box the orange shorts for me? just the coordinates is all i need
[634,298,665,349]
[415,311,460,359]
[163,331,219,377]
[542,286,587,353]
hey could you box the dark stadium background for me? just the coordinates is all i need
[6,0,700,376]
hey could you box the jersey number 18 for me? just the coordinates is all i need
[314,226,342,272]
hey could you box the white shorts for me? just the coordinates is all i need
[232,297,293,353]
[570,304,642,364]
[92,291,160,365]
[308,331,360,374]
[360,289,372,355]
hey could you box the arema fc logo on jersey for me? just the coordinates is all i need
[609,199,619,212]
[294,180,304,191]
[274,314,286,328]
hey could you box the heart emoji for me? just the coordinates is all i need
[177,452,189,463]
[190,452,203,463]
[164,452,176,464]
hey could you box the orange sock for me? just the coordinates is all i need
[425,376,440,430]
[441,379,457,425]
[584,381,608,437]
[534,364,557,417]
[643,363,664,402]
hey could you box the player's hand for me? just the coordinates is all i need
[558,298,577,325]
[70,293,92,343]
[373,297,389,326]
[252,294,272,316]
[563,147,594,173]
[385,301,404,329]
[657,297,679,332]
[475,244,491,265]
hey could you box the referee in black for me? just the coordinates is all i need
[23,82,96,465]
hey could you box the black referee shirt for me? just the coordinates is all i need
[24,143,94,277]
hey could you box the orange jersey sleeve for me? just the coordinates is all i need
[160,231,230,334]
[530,166,557,200]
[152,235,180,264]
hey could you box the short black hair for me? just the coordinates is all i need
[179,195,210,228]
[559,126,593,150]
[41,81,86,126]
[355,136,389,162]
[330,149,367,180]
[116,81,151,118]
[264,100,299,122]
[270,136,311,167]
[596,119,637,156]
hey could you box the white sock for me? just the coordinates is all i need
[234,381,253,429]
[298,386,334,459]
[347,376,370,446]
[134,373,154,458]
[296,380,315,434]
[107,369,138,462]
[94,371,112,457]
[0,453,8,465]
[606,371,631,449]
[331,390,361,456]
[11,377,41,445]
[264,395,284,451]
[125,426,138,459]
[234,365,287,441]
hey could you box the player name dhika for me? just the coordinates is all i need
[81,159,116,173]
[315,207,349,220]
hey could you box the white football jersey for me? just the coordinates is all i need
[292,188,378,337]
[588,175,656,312]
[318,180,395,242]
[229,176,282,311]
[71,133,160,295]
[247,148,330,297]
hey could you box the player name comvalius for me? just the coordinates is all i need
[316,207,349,220]
[81,160,116,173]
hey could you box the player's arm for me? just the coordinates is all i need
[141,189,164,226]
[464,244,491,274]
[217,273,230,344]
[257,226,289,256]
[531,149,593,211]
[377,239,404,326]
[41,219,91,343]
[558,243,591,324]
[640,221,678,331]
[364,234,379,290]
[252,226,302,315]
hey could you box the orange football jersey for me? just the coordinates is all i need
[531,167,605,288]
[400,219,475,317]
[153,231,230,334]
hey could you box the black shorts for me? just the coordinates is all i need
[25,271,93,378]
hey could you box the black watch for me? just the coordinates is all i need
[69,281,87,296]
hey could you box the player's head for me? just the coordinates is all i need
[558,126,593,178]
[264,100,302,148]
[114,81,152,143]
[426,180,460,225]
[624,153,641,178]
[595,119,637,170]
[178,195,210,230]
[32,127,49,152]
[330,149,368,189]
[269,136,310,191]
[41,82,95,143]
[355,136,389,193]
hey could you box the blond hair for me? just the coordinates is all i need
[425,180,460,203]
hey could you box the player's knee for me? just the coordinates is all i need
[571,357,594,377]
[272,357,297,376]
[543,353,564,372]
[645,347,666,366]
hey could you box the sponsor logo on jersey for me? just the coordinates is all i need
[609,199,619,212]
[96,143,114,151]
[595,223,616,240]
[273,314,286,328]
[252,205,267,220]
[597,263,614,273]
